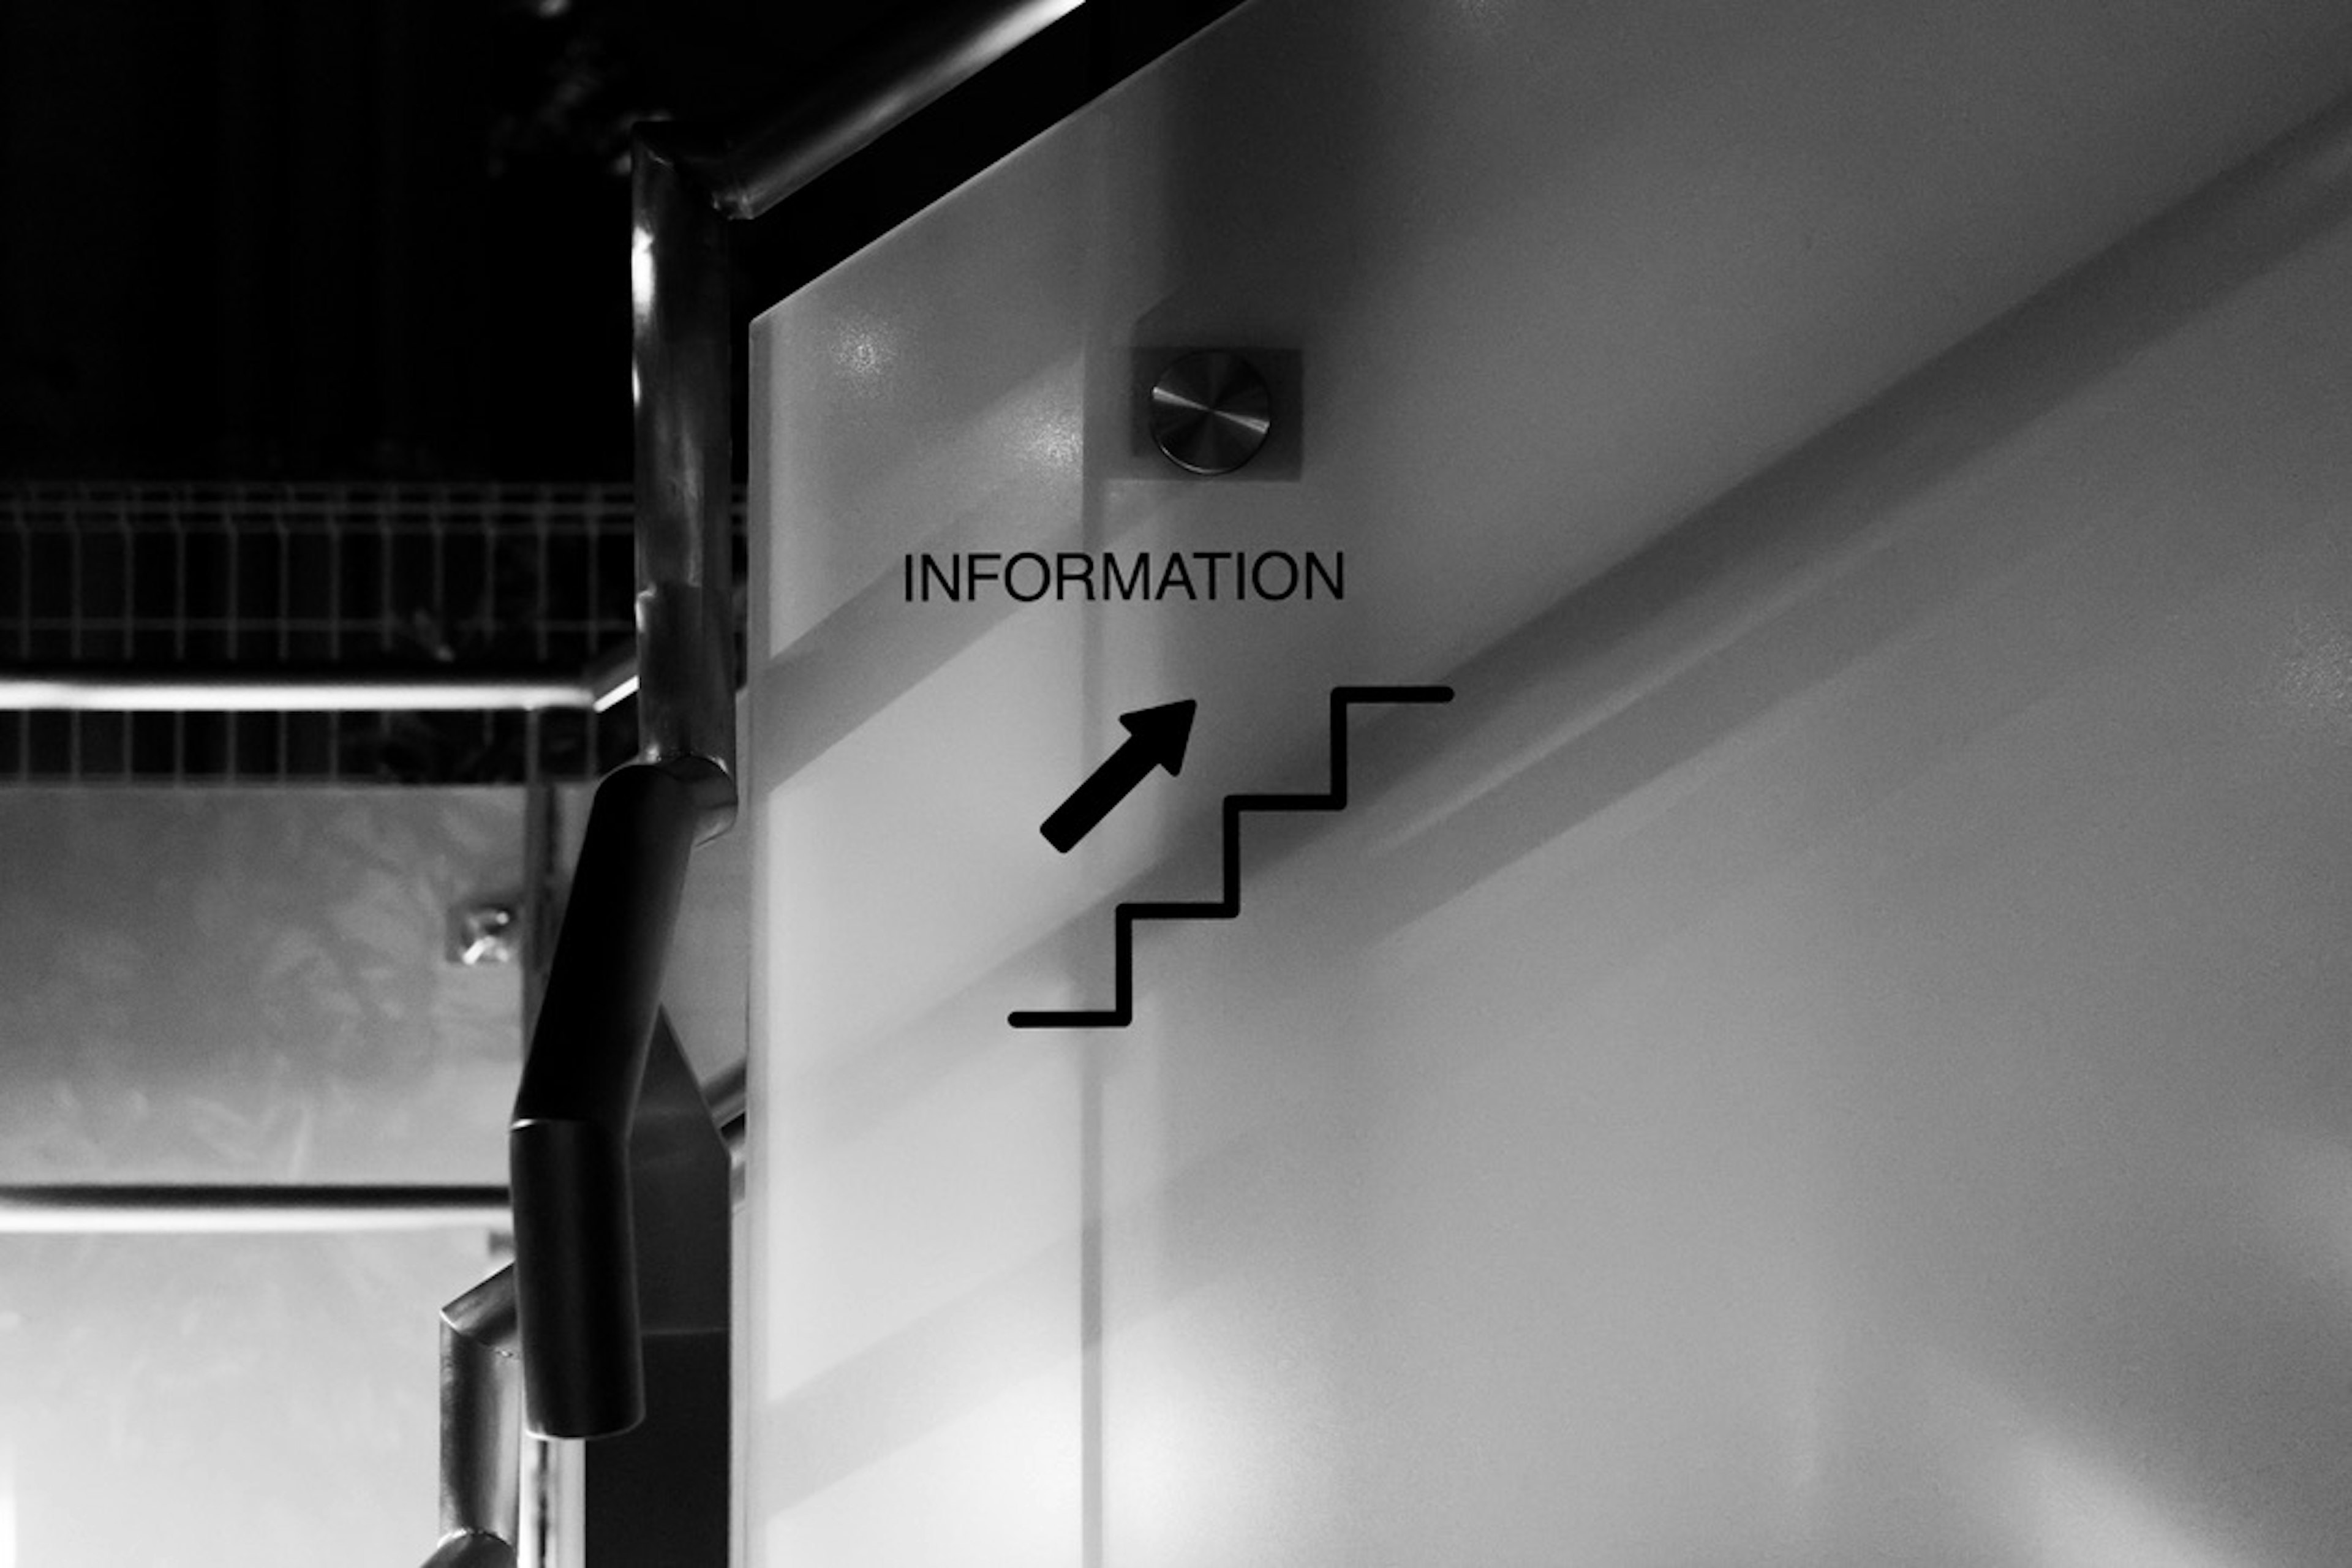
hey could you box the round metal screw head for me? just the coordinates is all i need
[1148,350,1272,475]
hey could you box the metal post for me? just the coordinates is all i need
[631,129,737,840]
[423,1266,523,1568]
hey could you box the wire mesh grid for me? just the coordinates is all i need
[0,482,663,785]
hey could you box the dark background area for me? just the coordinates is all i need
[0,0,1241,482]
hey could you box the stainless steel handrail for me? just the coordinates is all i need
[0,668,608,713]
[617,0,1091,840]
[666,0,1084,219]
[630,134,738,831]
[0,1183,510,1233]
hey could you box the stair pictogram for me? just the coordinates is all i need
[1009,684,1453,1029]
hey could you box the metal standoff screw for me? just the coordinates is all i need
[1148,350,1273,475]
[447,899,520,967]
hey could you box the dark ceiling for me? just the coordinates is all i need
[0,0,1239,482]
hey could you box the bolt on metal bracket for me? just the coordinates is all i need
[448,899,521,967]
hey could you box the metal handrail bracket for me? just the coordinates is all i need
[509,766,702,1438]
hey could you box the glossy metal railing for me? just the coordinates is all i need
[504,0,1088,1454]
[0,668,616,713]
[0,1182,508,1233]
[655,0,1083,220]
[0,657,640,714]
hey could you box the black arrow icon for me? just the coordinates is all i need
[1040,699,1197,853]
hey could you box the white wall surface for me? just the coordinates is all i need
[747,1,2352,1562]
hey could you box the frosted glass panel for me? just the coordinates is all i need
[747,1,2352,1562]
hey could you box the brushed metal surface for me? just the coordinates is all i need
[1146,350,1273,475]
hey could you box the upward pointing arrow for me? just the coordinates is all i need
[1039,699,1197,853]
